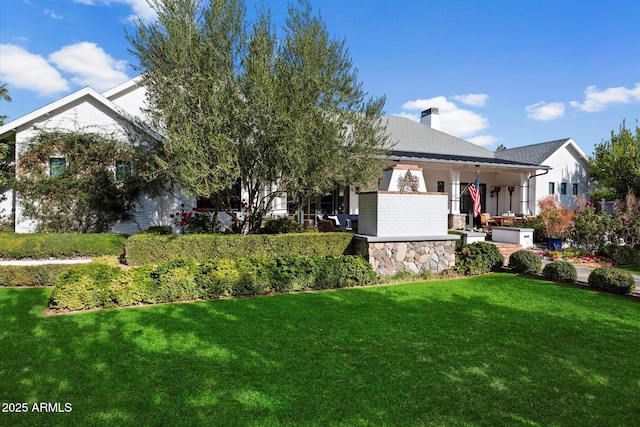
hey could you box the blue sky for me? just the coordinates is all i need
[1,0,639,156]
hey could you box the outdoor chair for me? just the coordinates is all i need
[320,219,346,232]
[480,213,497,229]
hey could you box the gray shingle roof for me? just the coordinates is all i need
[495,138,571,165]
[382,115,552,169]
[382,116,495,159]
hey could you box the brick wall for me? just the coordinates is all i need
[358,192,448,237]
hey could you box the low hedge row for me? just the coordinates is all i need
[0,264,73,286]
[50,255,379,311]
[0,233,126,259]
[124,233,355,266]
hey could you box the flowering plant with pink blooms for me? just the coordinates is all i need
[537,250,612,265]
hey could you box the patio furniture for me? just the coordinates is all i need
[481,213,497,229]
[491,216,504,226]
[319,219,347,232]
[501,215,516,226]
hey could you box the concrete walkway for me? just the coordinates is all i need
[0,258,93,266]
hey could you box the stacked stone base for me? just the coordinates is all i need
[353,236,457,276]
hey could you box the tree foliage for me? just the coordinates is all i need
[16,130,158,233]
[0,82,14,220]
[127,0,389,233]
[589,120,640,199]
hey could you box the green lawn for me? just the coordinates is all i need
[618,265,640,274]
[1,273,639,426]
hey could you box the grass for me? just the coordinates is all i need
[617,265,640,274]
[1,273,639,426]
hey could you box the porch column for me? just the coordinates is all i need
[449,170,460,214]
[520,173,530,215]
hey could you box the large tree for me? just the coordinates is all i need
[128,0,388,233]
[589,120,640,199]
[127,0,245,227]
[0,83,13,200]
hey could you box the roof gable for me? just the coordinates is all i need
[495,138,574,166]
[0,87,129,139]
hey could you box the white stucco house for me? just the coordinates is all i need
[0,77,590,233]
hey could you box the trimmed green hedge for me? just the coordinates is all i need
[49,255,379,311]
[454,242,504,276]
[542,261,577,283]
[0,233,126,259]
[0,264,73,286]
[587,268,635,295]
[598,245,640,266]
[508,250,542,275]
[124,233,355,266]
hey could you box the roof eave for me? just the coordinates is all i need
[389,153,551,170]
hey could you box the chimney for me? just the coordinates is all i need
[420,108,440,130]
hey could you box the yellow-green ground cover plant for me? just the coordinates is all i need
[49,255,379,311]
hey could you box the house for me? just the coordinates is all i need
[0,78,590,233]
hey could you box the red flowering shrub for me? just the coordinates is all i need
[172,205,219,234]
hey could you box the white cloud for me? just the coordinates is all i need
[74,0,157,23]
[467,135,499,147]
[570,83,640,112]
[44,9,63,19]
[48,42,129,91]
[525,101,565,121]
[452,93,489,107]
[0,44,69,96]
[400,96,490,138]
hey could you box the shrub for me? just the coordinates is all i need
[571,201,608,251]
[447,230,465,250]
[598,245,640,266]
[141,226,172,235]
[197,259,239,298]
[0,264,72,286]
[454,242,504,276]
[313,256,378,289]
[261,216,303,234]
[124,233,354,266]
[508,250,542,275]
[542,261,577,283]
[50,263,121,310]
[587,268,635,295]
[48,254,380,310]
[152,258,204,303]
[537,195,574,239]
[91,256,122,268]
[0,233,126,259]
[105,265,157,307]
[272,255,317,293]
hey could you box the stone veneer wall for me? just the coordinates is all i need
[353,237,456,276]
[448,213,467,230]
